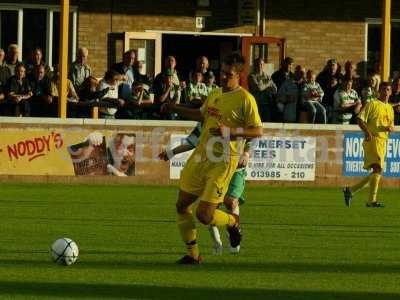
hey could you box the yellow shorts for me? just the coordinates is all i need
[363,137,386,170]
[179,154,239,204]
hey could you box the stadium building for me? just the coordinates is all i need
[1,0,399,79]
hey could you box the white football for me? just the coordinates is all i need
[50,238,79,266]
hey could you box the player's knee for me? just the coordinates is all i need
[372,164,382,174]
[195,207,213,225]
[176,191,197,214]
[176,200,189,215]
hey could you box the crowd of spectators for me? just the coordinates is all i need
[0,43,399,125]
[250,57,400,125]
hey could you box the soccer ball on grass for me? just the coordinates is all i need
[50,238,79,266]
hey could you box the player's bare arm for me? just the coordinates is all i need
[387,126,395,132]
[237,139,252,168]
[158,144,194,161]
[357,118,372,141]
[161,102,203,122]
[209,123,263,140]
[238,151,250,168]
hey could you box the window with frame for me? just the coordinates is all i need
[0,5,77,67]
[0,10,18,49]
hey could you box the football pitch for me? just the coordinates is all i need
[0,183,399,300]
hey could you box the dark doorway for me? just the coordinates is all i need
[367,23,400,76]
[162,34,240,83]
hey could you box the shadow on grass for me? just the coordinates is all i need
[1,258,400,274]
[2,216,175,224]
[0,281,399,300]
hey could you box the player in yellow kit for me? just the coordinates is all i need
[343,82,395,207]
[163,53,262,264]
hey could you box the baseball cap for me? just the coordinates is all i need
[327,58,337,65]
[164,68,174,76]
[205,70,215,79]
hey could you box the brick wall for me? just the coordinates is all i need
[80,13,366,78]
[265,19,365,74]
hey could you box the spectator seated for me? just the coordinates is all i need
[332,78,362,124]
[5,63,32,117]
[185,71,207,108]
[301,70,327,124]
[30,64,53,117]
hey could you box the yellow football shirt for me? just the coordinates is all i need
[358,100,394,140]
[196,87,262,157]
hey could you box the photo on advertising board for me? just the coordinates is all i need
[0,130,136,176]
[68,132,136,176]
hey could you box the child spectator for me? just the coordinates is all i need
[204,71,218,95]
[132,82,154,107]
[333,78,362,124]
[78,76,99,101]
[360,75,378,105]
[186,71,207,107]
[301,70,326,124]
[122,81,157,119]
[97,70,125,119]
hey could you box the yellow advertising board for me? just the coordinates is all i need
[0,129,136,176]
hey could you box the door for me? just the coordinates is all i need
[241,36,285,89]
[124,32,162,80]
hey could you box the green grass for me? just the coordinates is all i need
[0,183,400,300]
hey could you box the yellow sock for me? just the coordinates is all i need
[368,173,382,203]
[176,212,199,259]
[210,209,236,227]
[350,174,371,194]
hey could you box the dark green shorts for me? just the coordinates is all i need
[227,168,246,205]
